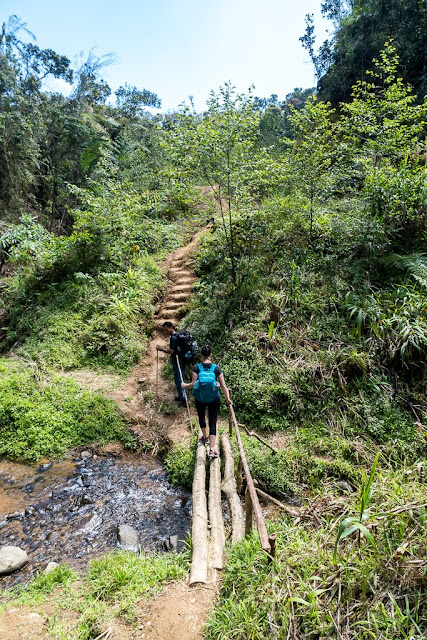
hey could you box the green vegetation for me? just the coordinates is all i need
[0,359,133,460]
[301,0,427,104]
[4,550,189,638]
[164,435,198,491]
[206,463,426,639]
[175,43,425,639]
[0,15,426,640]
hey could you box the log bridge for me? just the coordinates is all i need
[189,405,276,586]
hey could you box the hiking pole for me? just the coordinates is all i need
[176,355,193,434]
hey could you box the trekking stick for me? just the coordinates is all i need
[156,350,159,397]
[176,355,193,434]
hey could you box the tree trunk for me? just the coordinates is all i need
[221,433,244,543]
[189,442,208,585]
[209,440,225,569]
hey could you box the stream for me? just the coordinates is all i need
[0,450,191,590]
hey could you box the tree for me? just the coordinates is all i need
[301,0,427,104]
[166,84,260,286]
[289,97,337,235]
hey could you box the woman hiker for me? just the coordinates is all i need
[181,344,232,459]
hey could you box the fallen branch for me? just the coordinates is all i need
[241,425,278,453]
[255,487,300,517]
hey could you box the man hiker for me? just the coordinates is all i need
[156,321,195,406]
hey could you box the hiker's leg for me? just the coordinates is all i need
[208,397,220,450]
[195,400,208,439]
[172,358,185,400]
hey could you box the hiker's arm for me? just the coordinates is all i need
[182,371,198,390]
[219,373,232,405]
[156,345,174,354]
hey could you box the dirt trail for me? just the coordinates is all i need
[108,229,203,447]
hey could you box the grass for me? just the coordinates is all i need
[2,549,190,639]
[164,434,198,491]
[0,358,134,460]
[205,465,426,640]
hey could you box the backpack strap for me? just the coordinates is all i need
[209,363,216,373]
[198,363,204,373]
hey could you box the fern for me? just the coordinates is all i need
[384,252,427,289]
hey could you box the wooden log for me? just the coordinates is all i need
[245,485,253,536]
[209,440,225,569]
[221,433,244,544]
[229,405,271,554]
[268,533,277,562]
[236,455,243,496]
[189,441,208,585]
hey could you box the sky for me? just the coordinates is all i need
[1,0,330,111]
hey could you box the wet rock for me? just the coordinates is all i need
[7,511,23,520]
[163,534,179,552]
[0,546,28,575]
[336,480,354,493]
[80,514,103,535]
[37,461,53,473]
[44,561,59,574]
[118,524,140,552]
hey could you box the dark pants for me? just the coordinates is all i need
[172,357,186,400]
[195,397,221,436]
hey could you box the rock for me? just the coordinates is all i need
[164,534,179,552]
[336,480,354,493]
[7,511,23,520]
[44,561,59,574]
[117,524,140,552]
[37,461,53,473]
[0,546,28,575]
[80,450,91,459]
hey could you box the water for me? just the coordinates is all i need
[0,452,191,589]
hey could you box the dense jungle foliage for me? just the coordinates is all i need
[301,0,427,104]
[0,13,426,640]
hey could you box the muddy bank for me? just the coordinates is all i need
[0,450,191,590]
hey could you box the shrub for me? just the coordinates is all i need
[0,359,133,460]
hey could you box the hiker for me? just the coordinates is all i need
[181,344,232,459]
[156,322,196,406]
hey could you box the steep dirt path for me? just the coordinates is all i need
[108,230,203,447]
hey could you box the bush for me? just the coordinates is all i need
[164,438,197,491]
[0,359,134,460]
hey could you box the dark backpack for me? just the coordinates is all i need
[175,331,198,363]
[192,363,220,403]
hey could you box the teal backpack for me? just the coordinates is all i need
[192,363,220,403]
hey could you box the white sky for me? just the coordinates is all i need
[1,0,330,110]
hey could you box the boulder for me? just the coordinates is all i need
[0,546,28,575]
[117,524,139,552]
